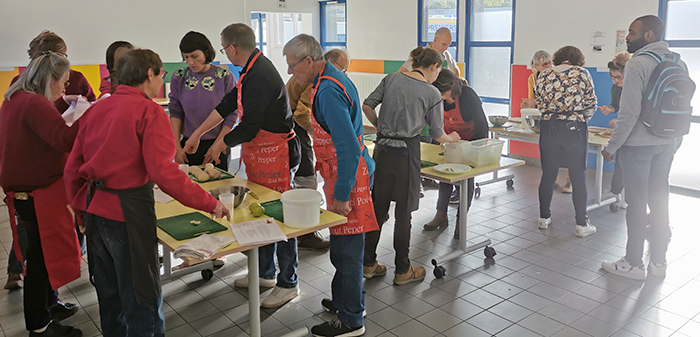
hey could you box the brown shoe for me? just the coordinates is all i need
[4,273,23,291]
[393,265,426,285]
[363,261,387,279]
[297,231,330,250]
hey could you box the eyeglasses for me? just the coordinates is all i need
[220,45,231,55]
[610,74,623,81]
[159,70,168,79]
[332,61,348,74]
[287,56,309,70]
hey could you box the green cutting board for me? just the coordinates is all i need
[421,160,438,168]
[260,199,323,223]
[157,212,228,241]
[188,166,235,183]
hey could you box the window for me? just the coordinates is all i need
[419,0,459,59]
[320,0,346,52]
[660,0,700,194]
[251,13,268,55]
[465,0,514,110]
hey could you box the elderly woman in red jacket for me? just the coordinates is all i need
[0,52,82,337]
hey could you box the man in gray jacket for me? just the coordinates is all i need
[601,15,684,280]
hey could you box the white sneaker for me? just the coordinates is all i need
[601,257,646,280]
[619,201,628,209]
[649,262,667,277]
[538,217,551,229]
[575,219,596,237]
[233,275,276,288]
[262,285,299,308]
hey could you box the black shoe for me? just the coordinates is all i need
[49,301,79,321]
[311,318,365,337]
[321,298,366,317]
[29,320,82,337]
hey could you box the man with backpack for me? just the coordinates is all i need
[601,15,694,280]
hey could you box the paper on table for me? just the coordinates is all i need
[153,186,174,203]
[61,96,91,127]
[229,218,287,246]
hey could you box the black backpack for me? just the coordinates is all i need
[635,51,695,137]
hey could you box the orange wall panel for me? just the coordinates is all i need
[348,60,384,74]
[0,68,20,105]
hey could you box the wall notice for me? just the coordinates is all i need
[590,30,606,53]
[615,30,627,55]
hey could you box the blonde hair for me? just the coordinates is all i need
[28,31,68,57]
[4,52,70,101]
[608,53,632,72]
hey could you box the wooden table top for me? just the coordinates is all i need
[156,176,347,264]
[153,97,169,106]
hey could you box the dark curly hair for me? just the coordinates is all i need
[552,46,585,67]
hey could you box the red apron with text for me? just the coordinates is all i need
[310,65,378,235]
[3,179,81,289]
[241,129,295,193]
[444,97,475,141]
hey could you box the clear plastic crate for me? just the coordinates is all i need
[462,139,504,167]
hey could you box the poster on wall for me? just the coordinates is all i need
[278,0,286,8]
[615,30,627,55]
[590,30,606,53]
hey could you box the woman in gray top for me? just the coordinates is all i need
[362,47,460,286]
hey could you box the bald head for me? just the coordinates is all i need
[432,28,452,54]
[324,49,349,73]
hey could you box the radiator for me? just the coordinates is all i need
[347,72,387,125]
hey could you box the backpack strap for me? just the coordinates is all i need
[634,50,662,63]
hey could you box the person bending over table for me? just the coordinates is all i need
[170,31,236,172]
[183,23,302,309]
[64,49,230,337]
[362,47,460,286]
[285,34,378,337]
[1,52,83,337]
[535,46,597,238]
[423,69,488,239]
[98,41,134,98]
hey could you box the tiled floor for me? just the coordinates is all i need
[1,164,699,337]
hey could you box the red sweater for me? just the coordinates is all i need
[0,90,78,191]
[12,70,96,111]
[64,85,217,222]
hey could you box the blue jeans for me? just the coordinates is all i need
[90,215,165,337]
[330,233,365,328]
[258,238,299,288]
[619,145,675,266]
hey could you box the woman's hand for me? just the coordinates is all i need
[183,135,201,154]
[608,119,618,128]
[210,200,231,221]
[599,105,614,115]
[174,147,189,164]
[520,98,536,109]
[332,199,351,216]
[203,139,228,165]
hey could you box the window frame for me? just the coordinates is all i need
[251,13,267,53]
[319,0,347,50]
[463,0,516,105]
[417,0,460,59]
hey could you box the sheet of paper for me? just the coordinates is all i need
[229,218,287,246]
[153,186,174,203]
[61,96,91,126]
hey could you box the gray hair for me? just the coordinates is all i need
[530,50,551,68]
[221,23,256,51]
[283,34,324,61]
[4,52,70,101]
[324,48,347,62]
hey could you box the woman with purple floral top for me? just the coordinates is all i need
[169,31,236,170]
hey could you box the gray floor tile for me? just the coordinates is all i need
[482,279,523,299]
[538,303,585,325]
[393,297,436,318]
[571,315,621,337]
[416,308,462,333]
[676,320,700,336]
[463,288,504,309]
[638,306,689,331]
[519,313,566,336]
[497,324,542,337]
[442,322,491,337]
[371,286,412,306]
[188,314,236,336]
[391,320,440,337]
[488,300,533,323]
[465,310,513,335]
[623,317,674,337]
[509,291,553,311]
[436,278,477,297]
[558,292,602,313]
[207,290,248,311]
[166,324,202,337]
[367,306,411,330]
[552,327,593,337]
[176,300,221,323]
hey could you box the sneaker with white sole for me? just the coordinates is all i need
[649,262,667,277]
[575,219,597,237]
[261,285,299,308]
[233,275,276,288]
[311,318,365,337]
[537,217,551,230]
[601,257,646,280]
[321,298,367,317]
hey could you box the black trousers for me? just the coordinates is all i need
[14,199,54,331]
[436,178,474,214]
[364,151,412,274]
[180,138,230,171]
[611,154,624,195]
[538,119,588,226]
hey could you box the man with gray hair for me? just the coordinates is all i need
[284,35,377,337]
[324,49,350,74]
[398,27,459,76]
[183,23,302,308]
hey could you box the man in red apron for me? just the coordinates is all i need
[182,23,302,308]
[64,49,229,336]
[285,35,378,337]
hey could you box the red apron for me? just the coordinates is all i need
[310,63,378,235]
[3,179,81,289]
[241,129,295,193]
[236,50,262,121]
[444,97,475,141]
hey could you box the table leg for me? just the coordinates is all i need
[595,146,603,205]
[248,247,261,337]
[161,244,172,279]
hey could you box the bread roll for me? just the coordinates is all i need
[204,163,215,170]
[188,166,203,175]
[196,172,210,181]
[204,167,221,178]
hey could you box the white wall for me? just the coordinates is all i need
[513,0,659,69]
[346,0,418,61]
[0,0,318,68]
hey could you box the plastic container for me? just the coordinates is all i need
[280,189,324,228]
[462,139,505,167]
[219,193,235,212]
[444,140,468,164]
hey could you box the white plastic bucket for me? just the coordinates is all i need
[280,189,324,228]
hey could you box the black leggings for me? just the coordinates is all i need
[436,179,474,215]
[538,119,588,226]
